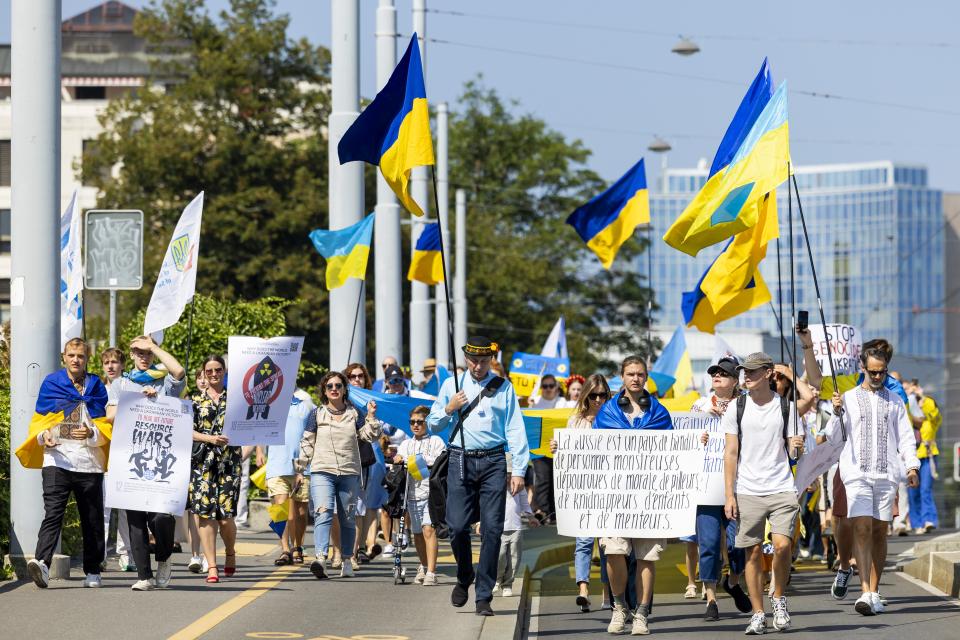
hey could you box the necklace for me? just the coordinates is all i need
[326,405,346,416]
[713,395,732,413]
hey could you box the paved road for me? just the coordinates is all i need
[531,533,960,639]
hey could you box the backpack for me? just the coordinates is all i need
[735,392,792,461]
[428,375,506,537]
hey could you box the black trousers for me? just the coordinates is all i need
[532,457,555,516]
[127,510,176,580]
[36,466,105,575]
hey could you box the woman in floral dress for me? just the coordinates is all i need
[188,354,241,583]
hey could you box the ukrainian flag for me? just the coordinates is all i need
[15,369,112,469]
[566,158,649,269]
[338,34,434,216]
[663,60,790,257]
[681,252,771,334]
[408,223,444,285]
[648,326,694,398]
[309,213,375,290]
[406,454,431,481]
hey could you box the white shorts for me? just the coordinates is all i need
[406,497,432,534]
[845,477,896,521]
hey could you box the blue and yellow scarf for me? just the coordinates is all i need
[15,369,112,469]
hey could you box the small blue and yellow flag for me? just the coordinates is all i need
[338,34,434,216]
[664,60,790,257]
[648,326,693,398]
[566,158,649,269]
[406,454,431,482]
[309,213,375,290]
[408,223,444,285]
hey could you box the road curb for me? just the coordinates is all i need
[477,538,575,640]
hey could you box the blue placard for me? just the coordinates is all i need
[509,352,570,378]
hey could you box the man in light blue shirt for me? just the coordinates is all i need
[428,336,529,616]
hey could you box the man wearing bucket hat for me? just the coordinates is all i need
[428,337,530,617]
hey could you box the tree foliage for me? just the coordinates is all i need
[448,81,659,373]
[81,0,333,364]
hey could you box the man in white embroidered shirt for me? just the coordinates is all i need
[824,344,920,616]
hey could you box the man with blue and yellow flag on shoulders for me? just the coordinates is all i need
[593,354,672,636]
[16,337,112,589]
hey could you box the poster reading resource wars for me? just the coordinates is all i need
[105,391,194,515]
[553,429,705,538]
[223,335,304,446]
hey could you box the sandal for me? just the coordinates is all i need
[274,551,292,566]
[684,584,698,599]
[224,553,237,578]
[205,567,220,583]
[292,547,304,564]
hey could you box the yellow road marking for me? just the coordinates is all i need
[167,564,300,640]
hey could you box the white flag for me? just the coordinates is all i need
[60,190,83,348]
[712,333,739,365]
[540,316,568,360]
[144,192,204,342]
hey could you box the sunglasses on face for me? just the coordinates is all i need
[325,382,344,391]
[589,393,609,400]
[348,373,365,380]
[409,418,426,426]
[541,383,557,390]
[388,377,405,385]
[866,368,888,378]
[204,367,223,375]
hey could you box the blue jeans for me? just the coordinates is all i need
[696,505,744,583]
[575,537,594,584]
[310,472,360,560]
[908,456,939,529]
[446,448,506,603]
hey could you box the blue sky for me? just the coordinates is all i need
[3,0,958,190]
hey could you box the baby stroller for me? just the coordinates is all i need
[383,461,409,584]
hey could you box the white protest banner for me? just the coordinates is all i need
[809,324,862,376]
[105,391,194,515]
[223,335,304,446]
[794,436,844,494]
[553,429,705,538]
[672,412,725,505]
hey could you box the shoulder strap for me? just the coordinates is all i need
[736,394,746,462]
[780,393,791,443]
[450,376,505,442]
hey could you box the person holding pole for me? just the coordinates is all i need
[723,352,813,634]
[593,355,673,636]
[106,335,186,590]
[822,346,920,616]
[99,347,134,572]
[427,337,530,617]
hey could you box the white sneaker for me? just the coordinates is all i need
[630,611,649,635]
[415,565,426,585]
[155,560,172,589]
[503,586,513,597]
[744,612,767,635]
[187,555,202,573]
[423,572,438,586]
[83,574,102,588]
[201,556,209,572]
[340,561,355,578]
[608,603,629,634]
[492,581,503,596]
[870,591,885,613]
[27,559,49,589]
[855,592,876,616]
[383,543,395,555]
[131,579,155,591]
[799,548,811,559]
[771,596,790,631]
[118,554,136,572]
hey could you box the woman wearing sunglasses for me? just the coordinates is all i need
[550,374,613,613]
[295,371,381,580]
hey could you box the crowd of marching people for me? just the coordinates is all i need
[16,329,945,636]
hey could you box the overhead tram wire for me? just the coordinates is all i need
[421,36,960,117]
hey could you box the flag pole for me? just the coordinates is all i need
[183,297,196,377]
[791,172,846,441]
[787,165,800,457]
[775,237,785,362]
[346,281,365,369]
[429,167,460,398]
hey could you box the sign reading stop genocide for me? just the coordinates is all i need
[809,324,862,376]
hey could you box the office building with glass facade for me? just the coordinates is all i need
[646,160,944,364]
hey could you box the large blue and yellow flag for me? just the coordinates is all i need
[408,223,444,285]
[337,35,434,216]
[663,60,790,256]
[681,249,772,334]
[648,326,694,398]
[15,369,112,469]
[566,158,649,269]
[309,213,375,290]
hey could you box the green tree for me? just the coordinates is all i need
[448,81,659,373]
[81,0,333,364]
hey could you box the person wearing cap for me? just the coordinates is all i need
[427,336,530,617]
[722,352,814,634]
[372,356,409,393]
[690,357,750,621]
[593,354,673,636]
[822,344,919,616]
